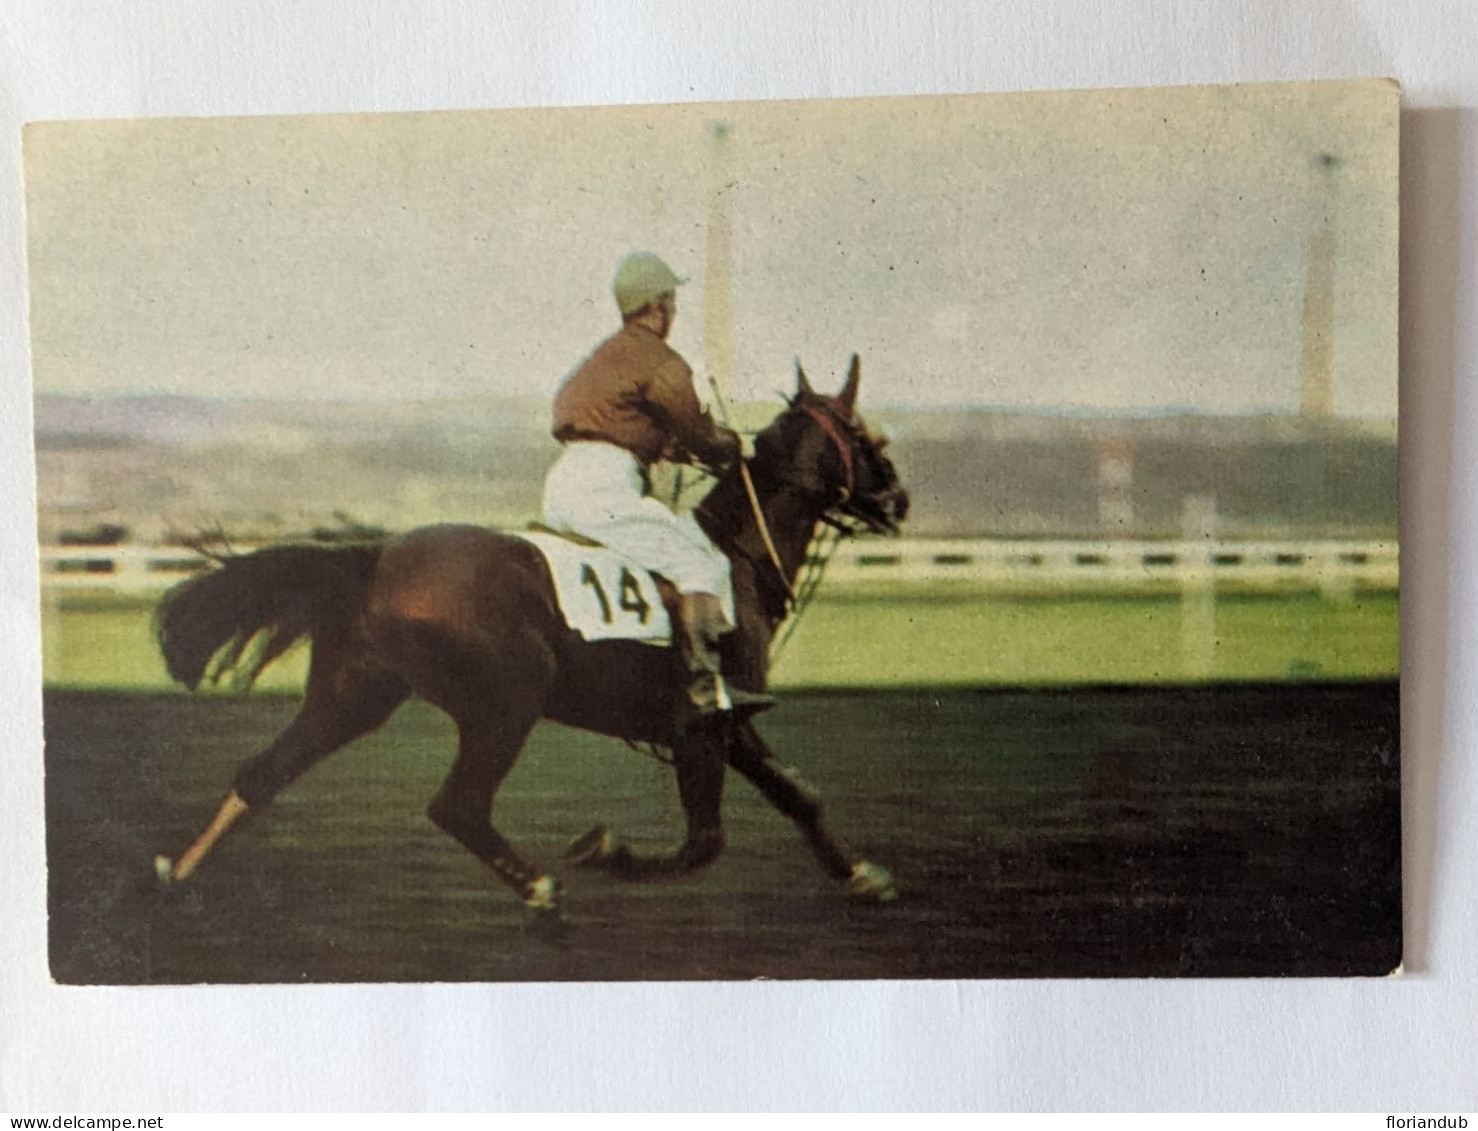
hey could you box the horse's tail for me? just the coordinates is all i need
[155,542,383,691]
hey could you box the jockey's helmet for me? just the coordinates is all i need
[613,252,686,317]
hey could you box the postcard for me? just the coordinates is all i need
[27,79,1399,982]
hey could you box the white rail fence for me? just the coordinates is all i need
[40,538,1398,598]
[816,538,1397,595]
[41,545,217,594]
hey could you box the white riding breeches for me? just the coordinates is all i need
[542,441,733,604]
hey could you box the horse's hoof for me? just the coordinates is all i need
[847,861,898,903]
[522,876,570,941]
[565,825,614,868]
[524,874,561,911]
[145,856,203,911]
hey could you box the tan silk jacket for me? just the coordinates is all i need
[551,324,738,468]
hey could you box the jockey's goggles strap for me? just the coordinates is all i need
[802,402,857,499]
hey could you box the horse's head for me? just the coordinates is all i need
[751,355,910,535]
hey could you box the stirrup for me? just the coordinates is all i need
[725,686,777,713]
[686,672,776,718]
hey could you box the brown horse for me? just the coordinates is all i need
[153,357,909,921]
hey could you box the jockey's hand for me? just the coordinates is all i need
[672,426,741,475]
[705,426,742,471]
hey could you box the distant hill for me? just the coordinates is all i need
[33,393,1397,544]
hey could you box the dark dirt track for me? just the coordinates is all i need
[44,683,1400,983]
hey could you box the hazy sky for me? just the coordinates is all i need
[25,80,1398,415]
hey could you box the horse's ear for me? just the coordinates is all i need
[795,359,815,398]
[838,354,861,411]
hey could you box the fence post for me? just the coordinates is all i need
[1180,495,1217,680]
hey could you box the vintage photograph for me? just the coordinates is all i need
[28,79,1399,982]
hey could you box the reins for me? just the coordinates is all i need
[709,377,796,609]
[739,460,796,608]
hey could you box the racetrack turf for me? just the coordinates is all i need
[44,682,1399,982]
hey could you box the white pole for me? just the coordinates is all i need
[1299,152,1340,418]
[704,121,735,404]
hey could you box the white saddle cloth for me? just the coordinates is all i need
[517,531,675,645]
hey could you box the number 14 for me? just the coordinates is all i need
[580,564,652,625]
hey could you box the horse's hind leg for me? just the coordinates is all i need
[160,654,409,883]
[729,721,898,902]
[426,698,553,910]
[372,611,559,913]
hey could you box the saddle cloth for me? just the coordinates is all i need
[516,530,675,645]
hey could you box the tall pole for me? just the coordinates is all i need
[1299,152,1340,418]
[704,121,735,402]
[1298,152,1339,529]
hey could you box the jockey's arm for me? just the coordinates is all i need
[644,357,742,470]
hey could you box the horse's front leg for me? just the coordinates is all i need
[728,720,898,903]
[569,720,728,880]
[671,719,727,869]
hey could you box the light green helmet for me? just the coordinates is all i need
[613,251,687,317]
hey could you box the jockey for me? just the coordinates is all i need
[542,252,774,719]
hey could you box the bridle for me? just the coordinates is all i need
[799,397,857,503]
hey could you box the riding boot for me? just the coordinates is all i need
[678,592,776,719]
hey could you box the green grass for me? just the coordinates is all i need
[770,591,1398,687]
[40,588,1398,691]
